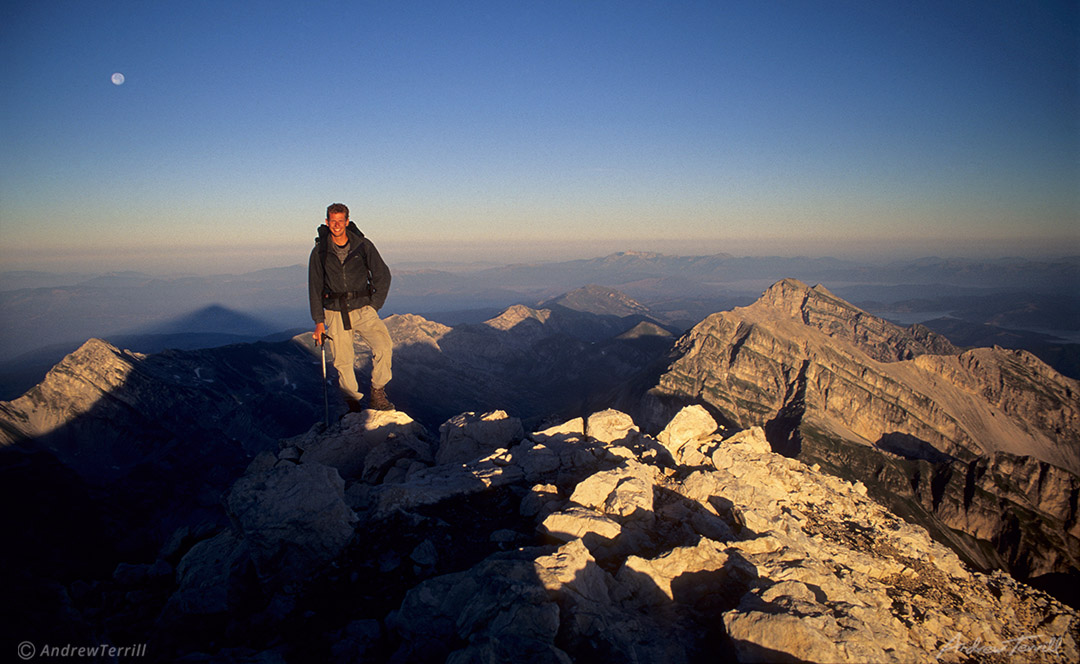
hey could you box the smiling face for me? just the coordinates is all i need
[326,212,349,246]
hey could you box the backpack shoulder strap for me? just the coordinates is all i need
[316,226,330,276]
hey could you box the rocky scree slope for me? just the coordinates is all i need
[645,278,1080,597]
[71,406,1079,663]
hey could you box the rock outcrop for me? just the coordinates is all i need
[80,407,1078,662]
[646,279,1080,591]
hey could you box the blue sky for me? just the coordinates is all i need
[1,0,1076,273]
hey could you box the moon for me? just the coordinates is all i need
[111,72,125,86]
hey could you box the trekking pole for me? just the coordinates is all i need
[318,332,333,429]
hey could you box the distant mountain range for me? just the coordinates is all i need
[2,252,1077,401]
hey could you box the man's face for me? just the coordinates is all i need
[326,212,348,242]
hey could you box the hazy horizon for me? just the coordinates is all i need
[2,239,1079,279]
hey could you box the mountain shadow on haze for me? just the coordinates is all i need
[135,305,283,338]
[0,305,308,400]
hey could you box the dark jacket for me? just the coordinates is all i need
[308,222,392,324]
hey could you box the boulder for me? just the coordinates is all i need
[437,410,524,466]
[388,551,567,663]
[657,405,718,464]
[291,409,430,480]
[364,451,525,516]
[327,620,382,664]
[540,506,622,545]
[164,530,249,617]
[585,409,639,445]
[725,608,850,663]
[616,537,733,606]
[718,426,772,456]
[569,461,655,521]
[520,483,561,518]
[227,458,357,590]
[531,417,585,442]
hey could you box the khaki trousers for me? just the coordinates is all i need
[324,306,393,400]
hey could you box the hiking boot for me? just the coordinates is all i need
[369,386,395,411]
[345,397,364,413]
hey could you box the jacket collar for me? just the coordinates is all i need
[318,222,365,245]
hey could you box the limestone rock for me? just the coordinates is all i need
[532,417,585,442]
[533,539,611,606]
[520,483,561,518]
[164,530,248,618]
[288,409,431,481]
[361,448,525,516]
[718,426,772,456]
[569,461,655,521]
[55,405,1080,663]
[226,457,357,590]
[657,404,718,464]
[585,409,639,445]
[616,537,732,605]
[388,550,567,663]
[540,506,622,544]
[327,619,382,663]
[436,410,524,466]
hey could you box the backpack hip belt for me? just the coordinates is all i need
[323,291,367,330]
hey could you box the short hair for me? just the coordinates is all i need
[326,203,349,220]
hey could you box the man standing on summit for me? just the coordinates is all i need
[309,202,395,411]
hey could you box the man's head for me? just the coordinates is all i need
[326,203,349,221]
[325,203,350,245]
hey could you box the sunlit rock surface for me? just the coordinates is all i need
[647,279,1080,587]
[140,407,1077,661]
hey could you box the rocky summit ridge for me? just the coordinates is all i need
[645,278,1080,596]
[78,406,1077,662]
[5,278,1079,661]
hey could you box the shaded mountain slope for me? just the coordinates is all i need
[540,283,655,319]
[0,337,325,566]
[312,295,678,431]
